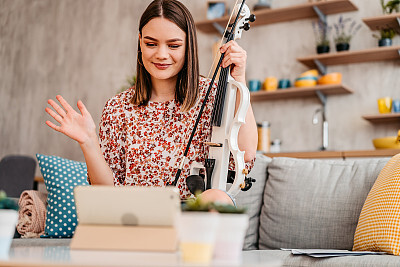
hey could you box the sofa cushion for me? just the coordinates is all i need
[233,154,271,250]
[259,157,389,250]
[353,153,400,255]
[36,154,88,238]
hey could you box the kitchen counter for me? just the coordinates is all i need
[265,149,400,159]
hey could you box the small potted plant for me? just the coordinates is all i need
[312,20,331,54]
[381,0,400,14]
[181,196,248,264]
[0,190,19,259]
[333,16,362,52]
[373,27,397,46]
[179,196,220,264]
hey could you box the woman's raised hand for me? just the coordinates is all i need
[45,95,97,145]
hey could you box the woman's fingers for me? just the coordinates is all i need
[47,99,67,118]
[56,95,74,114]
[220,41,246,67]
[77,100,90,117]
[45,120,62,132]
[220,40,247,82]
[222,53,245,68]
[45,107,63,124]
[220,40,244,54]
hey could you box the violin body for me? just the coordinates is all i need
[208,75,250,196]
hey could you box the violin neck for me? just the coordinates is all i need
[211,67,230,126]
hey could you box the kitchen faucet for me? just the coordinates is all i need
[312,107,328,151]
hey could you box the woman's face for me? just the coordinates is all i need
[140,17,186,84]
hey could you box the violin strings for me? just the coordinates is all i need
[206,0,240,80]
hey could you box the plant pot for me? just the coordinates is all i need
[316,45,330,54]
[379,38,392,47]
[0,210,18,260]
[336,43,350,52]
[177,212,219,264]
[213,213,249,264]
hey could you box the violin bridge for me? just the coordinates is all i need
[204,142,223,147]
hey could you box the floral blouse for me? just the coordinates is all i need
[98,76,254,199]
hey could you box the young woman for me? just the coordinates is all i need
[45,0,257,204]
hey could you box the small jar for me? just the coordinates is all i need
[257,121,270,153]
[270,139,282,153]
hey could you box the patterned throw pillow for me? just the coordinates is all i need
[353,153,400,254]
[36,154,88,238]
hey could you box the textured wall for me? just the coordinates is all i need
[1,0,399,173]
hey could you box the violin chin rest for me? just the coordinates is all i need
[186,175,205,195]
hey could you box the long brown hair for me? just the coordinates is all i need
[132,0,199,112]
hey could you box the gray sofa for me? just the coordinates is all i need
[234,154,400,266]
[10,154,400,266]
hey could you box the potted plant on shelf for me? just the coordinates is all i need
[381,0,400,14]
[373,27,397,46]
[312,19,331,54]
[0,190,19,259]
[333,15,362,52]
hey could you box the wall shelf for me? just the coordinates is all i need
[362,113,400,123]
[362,13,400,31]
[196,0,357,34]
[250,84,353,102]
[297,45,400,69]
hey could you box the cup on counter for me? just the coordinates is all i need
[278,79,291,89]
[263,77,278,91]
[377,97,392,114]
[178,212,219,264]
[392,99,400,113]
[248,79,261,92]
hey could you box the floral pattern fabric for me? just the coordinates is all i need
[98,76,254,199]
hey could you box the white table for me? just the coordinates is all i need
[0,239,282,267]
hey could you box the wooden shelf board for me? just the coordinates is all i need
[250,84,353,101]
[265,149,400,159]
[196,0,357,34]
[362,13,400,31]
[343,149,400,158]
[362,113,400,123]
[297,45,400,68]
[265,151,343,159]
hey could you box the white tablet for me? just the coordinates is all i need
[73,185,181,227]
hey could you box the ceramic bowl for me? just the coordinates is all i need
[296,76,318,81]
[373,131,400,149]
[318,72,342,85]
[300,69,319,78]
[294,78,317,87]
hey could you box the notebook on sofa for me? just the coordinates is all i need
[73,185,181,227]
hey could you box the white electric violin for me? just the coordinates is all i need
[171,0,256,197]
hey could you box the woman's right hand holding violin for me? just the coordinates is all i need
[45,95,97,145]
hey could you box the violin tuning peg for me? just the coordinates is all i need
[240,23,250,31]
[247,14,256,23]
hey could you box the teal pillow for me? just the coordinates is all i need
[36,154,89,238]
